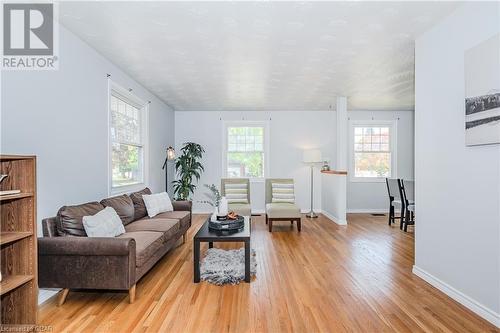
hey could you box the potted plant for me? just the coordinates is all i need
[172,142,205,201]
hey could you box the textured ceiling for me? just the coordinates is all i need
[59,1,459,111]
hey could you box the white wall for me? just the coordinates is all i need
[1,25,175,302]
[175,109,414,214]
[347,110,415,212]
[414,2,500,326]
[175,111,335,213]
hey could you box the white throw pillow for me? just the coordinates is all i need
[271,183,295,203]
[224,183,248,204]
[83,206,125,237]
[143,192,174,218]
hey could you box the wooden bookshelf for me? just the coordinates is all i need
[0,155,37,325]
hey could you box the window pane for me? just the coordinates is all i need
[363,143,371,151]
[112,143,143,187]
[226,126,265,177]
[354,135,363,144]
[354,127,363,135]
[354,152,391,178]
[354,143,363,151]
[227,152,264,178]
[381,127,389,135]
[380,143,389,151]
[111,95,141,143]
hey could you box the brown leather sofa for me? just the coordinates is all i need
[38,188,191,305]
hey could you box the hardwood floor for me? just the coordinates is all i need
[38,214,497,332]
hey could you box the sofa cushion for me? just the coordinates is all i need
[266,203,301,219]
[57,201,104,236]
[117,231,164,267]
[125,218,179,240]
[155,211,190,229]
[100,194,135,225]
[129,188,152,221]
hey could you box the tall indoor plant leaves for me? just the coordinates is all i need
[172,142,205,200]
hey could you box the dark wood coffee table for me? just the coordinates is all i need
[193,216,251,283]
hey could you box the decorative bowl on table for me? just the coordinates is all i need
[209,214,244,231]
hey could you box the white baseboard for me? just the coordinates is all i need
[412,265,500,328]
[347,209,388,214]
[300,208,322,214]
[38,288,59,305]
[192,210,212,214]
[321,210,347,225]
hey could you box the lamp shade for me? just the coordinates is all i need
[303,149,322,163]
[166,146,176,160]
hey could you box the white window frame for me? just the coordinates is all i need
[222,121,270,182]
[348,120,397,183]
[108,81,149,195]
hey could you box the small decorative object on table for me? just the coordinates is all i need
[209,213,245,231]
[217,197,229,220]
[321,160,330,171]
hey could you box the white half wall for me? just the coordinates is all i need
[347,110,415,212]
[1,25,175,303]
[415,1,500,326]
[175,111,335,213]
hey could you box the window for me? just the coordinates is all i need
[224,122,268,179]
[109,83,148,193]
[350,121,397,181]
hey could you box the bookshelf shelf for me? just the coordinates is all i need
[0,192,34,201]
[0,232,33,245]
[0,275,34,296]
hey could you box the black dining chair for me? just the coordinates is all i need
[385,178,403,226]
[398,179,415,231]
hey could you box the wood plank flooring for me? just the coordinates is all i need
[38,214,497,332]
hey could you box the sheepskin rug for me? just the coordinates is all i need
[200,248,256,285]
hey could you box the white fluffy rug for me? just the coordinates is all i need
[200,248,257,285]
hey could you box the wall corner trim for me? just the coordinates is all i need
[321,210,347,225]
[412,265,500,328]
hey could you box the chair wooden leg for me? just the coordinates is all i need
[388,205,394,225]
[57,288,69,306]
[268,219,272,232]
[400,205,405,230]
[265,214,268,224]
[182,233,186,244]
[129,284,136,304]
[297,218,301,232]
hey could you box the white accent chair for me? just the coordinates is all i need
[265,178,301,232]
[221,178,251,218]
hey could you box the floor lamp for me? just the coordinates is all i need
[303,149,322,218]
[162,146,176,194]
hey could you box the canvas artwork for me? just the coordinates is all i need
[464,34,500,146]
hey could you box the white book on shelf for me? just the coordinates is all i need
[0,189,21,196]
